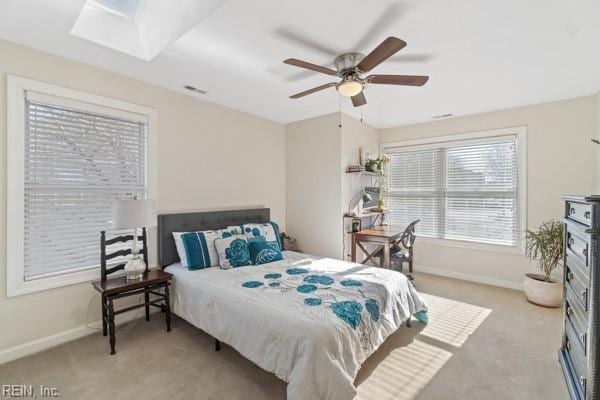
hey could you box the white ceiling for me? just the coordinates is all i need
[1,0,600,129]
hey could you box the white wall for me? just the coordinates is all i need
[285,113,342,258]
[285,112,379,259]
[340,113,379,260]
[597,93,600,188]
[380,96,598,289]
[0,39,286,360]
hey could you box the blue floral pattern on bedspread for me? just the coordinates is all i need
[239,261,426,350]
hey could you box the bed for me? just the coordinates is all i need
[158,208,428,400]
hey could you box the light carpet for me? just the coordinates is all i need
[0,272,568,400]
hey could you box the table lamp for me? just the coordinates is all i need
[345,191,374,217]
[112,199,156,280]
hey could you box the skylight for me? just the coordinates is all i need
[71,0,230,61]
[89,0,142,20]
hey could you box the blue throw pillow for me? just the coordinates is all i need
[248,239,283,265]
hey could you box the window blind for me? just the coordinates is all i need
[24,96,147,280]
[385,136,518,246]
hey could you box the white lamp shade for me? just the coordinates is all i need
[112,199,156,229]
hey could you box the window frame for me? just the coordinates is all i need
[380,126,527,255]
[7,75,157,297]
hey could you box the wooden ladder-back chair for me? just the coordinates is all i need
[92,228,172,354]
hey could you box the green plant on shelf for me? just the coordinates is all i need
[365,156,390,208]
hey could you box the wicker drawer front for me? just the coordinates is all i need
[566,224,590,268]
[567,201,592,227]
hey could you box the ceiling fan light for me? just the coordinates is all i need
[337,81,363,97]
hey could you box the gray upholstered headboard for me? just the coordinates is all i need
[157,208,270,267]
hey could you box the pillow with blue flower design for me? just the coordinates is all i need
[242,222,282,251]
[214,235,252,269]
[248,239,283,265]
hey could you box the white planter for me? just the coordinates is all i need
[523,273,562,308]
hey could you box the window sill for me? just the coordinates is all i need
[417,236,524,255]
[7,268,102,297]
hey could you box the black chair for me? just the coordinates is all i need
[92,228,172,354]
[375,220,420,279]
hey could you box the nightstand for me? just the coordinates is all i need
[91,269,172,354]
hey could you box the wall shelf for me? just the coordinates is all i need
[345,170,380,177]
[343,210,389,219]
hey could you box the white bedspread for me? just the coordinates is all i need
[166,251,427,400]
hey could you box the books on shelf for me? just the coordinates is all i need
[346,165,365,173]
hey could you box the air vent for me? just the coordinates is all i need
[183,85,207,94]
[433,113,453,119]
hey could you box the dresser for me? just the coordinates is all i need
[560,195,600,400]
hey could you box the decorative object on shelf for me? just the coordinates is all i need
[346,165,365,173]
[524,220,563,308]
[365,158,383,173]
[345,191,373,217]
[559,195,600,400]
[112,199,156,280]
[377,155,390,209]
[370,208,388,214]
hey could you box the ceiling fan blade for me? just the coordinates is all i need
[351,92,367,107]
[284,58,338,76]
[290,82,337,99]
[353,2,405,50]
[277,27,339,57]
[368,74,429,86]
[388,53,434,63]
[357,37,407,72]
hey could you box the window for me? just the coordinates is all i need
[7,76,156,296]
[382,128,526,250]
[90,0,143,20]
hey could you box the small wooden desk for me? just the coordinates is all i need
[351,225,405,268]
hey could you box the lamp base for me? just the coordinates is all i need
[124,255,146,281]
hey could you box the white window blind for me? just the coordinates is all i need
[385,136,519,246]
[24,94,147,281]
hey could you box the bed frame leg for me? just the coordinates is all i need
[215,339,221,352]
[406,317,412,328]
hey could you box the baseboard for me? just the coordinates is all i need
[416,265,524,291]
[0,308,156,365]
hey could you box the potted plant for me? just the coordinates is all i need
[524,221,564,307]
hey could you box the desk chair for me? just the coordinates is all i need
[375,219,419,279]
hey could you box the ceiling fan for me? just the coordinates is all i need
[284,37,429,107]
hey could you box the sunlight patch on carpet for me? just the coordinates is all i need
[356,339,452,400]
[419,293,492,347]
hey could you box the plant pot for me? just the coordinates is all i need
[523,273,562,308]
